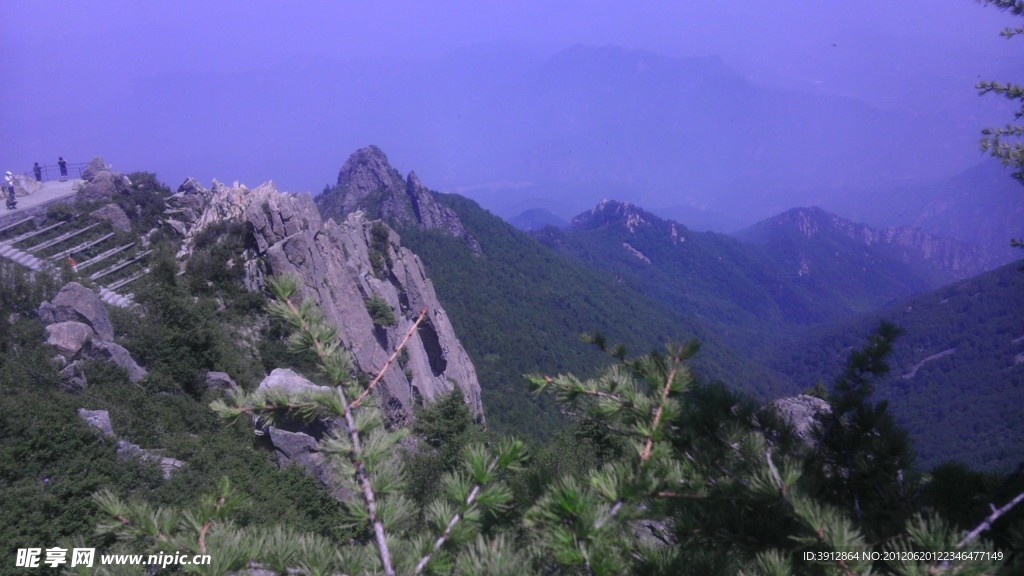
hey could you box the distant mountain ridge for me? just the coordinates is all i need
[816,162,1024,268]
[736,206,993,286]
[539,200,999,354]
[111,44,1002,227]
[543,198,1024,470]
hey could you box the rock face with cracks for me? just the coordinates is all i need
[180,179,485,426]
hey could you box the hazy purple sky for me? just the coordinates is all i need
[2,0,1021,219]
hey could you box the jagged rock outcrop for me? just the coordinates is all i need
[77,408,184,479]
[81,157,109,181]
[78,157,132,202]
[39,282,147,386]
[182,180,485,425]
[316,146,481,254]
[766,394,831,450]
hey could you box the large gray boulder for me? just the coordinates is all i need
[38,282,148,386]
[256,368,336,437]
[39,282,115,341]
[87,340,148,383]
[45,321,94,355]
[77,408,116,438]
[766,394,832,449]
[266,427,338,491]
[204,371,239,395]
[91,203,131,232]
[257,368,330,397]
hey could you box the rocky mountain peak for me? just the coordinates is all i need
[170,178,486,425]
[332,145,406,214]
[317,146,480,253]
[570,199,654,234]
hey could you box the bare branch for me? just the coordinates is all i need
[956,491,1024,549]
[765,449,787,498]
[352,307,429,409]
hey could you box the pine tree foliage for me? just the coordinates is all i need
[87,281,1021,575]
[978,0,1024,187]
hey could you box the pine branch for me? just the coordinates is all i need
[274,278,397,576]
[339,385,395,576]
[640,353,680,463]
[956,491,1024,548]
[414,484,483,575]
[593,500,624,530]
[197,493,226,554]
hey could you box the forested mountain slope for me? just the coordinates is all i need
[384,194,796,435]
[770,261,1024,470]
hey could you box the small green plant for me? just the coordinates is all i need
[369,221,391,278]
[45,202,76,222]
[365,294,397,327]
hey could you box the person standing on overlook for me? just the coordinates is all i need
[58,156,68,181]
[33,162,42,182]
[5,171,17,210]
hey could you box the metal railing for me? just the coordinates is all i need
[15,162,89,183]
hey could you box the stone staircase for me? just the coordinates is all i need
[0,215,148,307]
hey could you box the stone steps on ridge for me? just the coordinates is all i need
[0,242,44,271]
